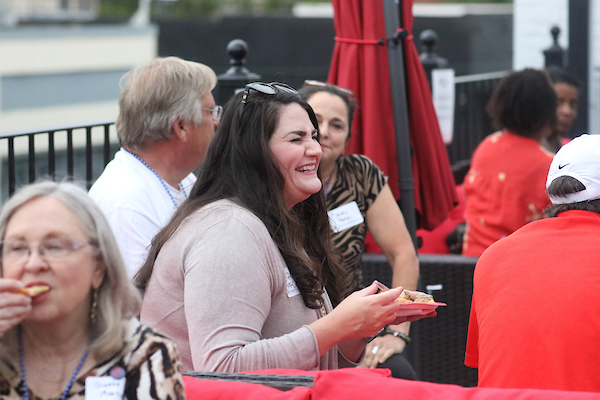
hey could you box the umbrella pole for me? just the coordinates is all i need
[382,0,417,247]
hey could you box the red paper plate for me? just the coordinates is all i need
[395,302,446,317]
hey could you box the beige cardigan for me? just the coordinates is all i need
[140,199,360,372]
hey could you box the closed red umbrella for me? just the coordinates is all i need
[327,0,457,232]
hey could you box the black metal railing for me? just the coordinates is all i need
[0,120,117,203]
[446,71,508,167]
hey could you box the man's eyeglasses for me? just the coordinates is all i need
[202,105,224,121]
[239,82,298,117]
[0,238,92,265]
[303,80,354,98]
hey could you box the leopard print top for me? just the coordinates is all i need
[327,154,387,295]
[0,318,186,400]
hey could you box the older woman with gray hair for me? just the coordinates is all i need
[0,181,185,399]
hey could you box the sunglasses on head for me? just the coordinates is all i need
[239,82,298,117]
[303,80,354,98]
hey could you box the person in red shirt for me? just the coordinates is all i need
[462,69,557,257]
[465,134,600,392]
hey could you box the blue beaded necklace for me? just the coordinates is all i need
[125,149,188,208]
[325,178,332,196]
[17,326,89,400]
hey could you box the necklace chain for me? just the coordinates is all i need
[125,149,188,208]
[17,326,89,400]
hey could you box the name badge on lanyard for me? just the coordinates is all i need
[85,367,126,400]
[328,201,364,233]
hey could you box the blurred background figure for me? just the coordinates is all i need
[299,82,419,379]
[89,57,220,277]
[544,67,581,153]
[462,68,557,257]
[137,83,433,373]
[0,181,185,399]
[465,134,600,392]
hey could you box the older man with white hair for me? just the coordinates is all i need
[90,57,221,277]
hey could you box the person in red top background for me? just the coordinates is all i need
[461,68,557,257]
[415,67,581,255]
[465,134,600,392]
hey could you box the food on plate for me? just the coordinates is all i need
[413,293,435,303]
[396,290,413,303]
[395,290,435,304]
[13,285,50,297]
[374,281,438,304]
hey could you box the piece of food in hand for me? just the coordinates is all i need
[396,290,413,303]
[13,285,50,297]
[413,293,435,303]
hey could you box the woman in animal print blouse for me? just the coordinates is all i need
[299,82,419,379]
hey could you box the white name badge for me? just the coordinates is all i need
[328,201,364,233]
[284,266,300,298]
[85,376,126,400]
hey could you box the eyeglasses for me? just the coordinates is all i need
[239,82,298,117]
[0,238,92,265]
[202,105,223,121]
[303,80,354,98]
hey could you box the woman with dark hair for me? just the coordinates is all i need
[462,68,557,257]
[298,82,419,379]
[136,83,432,373]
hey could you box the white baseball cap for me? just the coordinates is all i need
[546,134,600,204]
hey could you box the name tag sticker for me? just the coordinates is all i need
[284,266,300,298]
[328,201,364,233]
[85,376,126,400]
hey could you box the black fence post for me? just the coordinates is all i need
[216,39,261,105]
[418,29,448,90]
[568,0,589,136]
[543,26,566,69]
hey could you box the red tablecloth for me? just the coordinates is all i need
[184,368,600,399]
